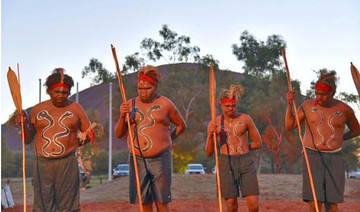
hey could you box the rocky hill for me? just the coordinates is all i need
[1,63,243,152]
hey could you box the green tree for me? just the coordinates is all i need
[1,137,17,177]
[91,150,109,175]
[112,149,129,168]
[82,58,116,85]
[232,31,304,173]
[121,25,219,73]
[232,31,286,78]
[343,137,360,178]
[141,24,200,64]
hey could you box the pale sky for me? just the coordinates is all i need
[1,0,360,124]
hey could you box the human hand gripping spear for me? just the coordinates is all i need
[7,65,27,212]
[111,44,143,212]
[281,49,319,212]
[210,64,223,212]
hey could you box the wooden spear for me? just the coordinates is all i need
[281,48,319,212]
[7,65,27,212]
[350,62,360,99]
[210,65,223,212]
[111,44,143,212]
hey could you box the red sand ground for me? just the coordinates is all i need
[3,174,360,211]
[6,201,360,212]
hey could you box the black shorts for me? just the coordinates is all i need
[33,154,80,212]
[129,149,172,204]
[218,153,259,198]
[303,148,345,203]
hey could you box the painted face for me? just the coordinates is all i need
[137,81,157,102]
[49,86,70,107]
[220,102,237,117]
[315,89,333,106]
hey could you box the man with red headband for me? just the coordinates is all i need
[205,85,262,212]
[285,69,360,212]
[16,68,93,211]
[115,65,186,212]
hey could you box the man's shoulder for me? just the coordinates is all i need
[157,96,176,107]
[31,100,51,112]
[333,99,354,112]
[238,113,251,120]
[301,99,316,107]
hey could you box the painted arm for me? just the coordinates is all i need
[205,121,216,157]
[115,102,130,138]
[76,103,92,145]
[246,116,262,151]
[285,90,305,130]
[16,111,36,144]
[343,108,360,140]
[169,104,186,141]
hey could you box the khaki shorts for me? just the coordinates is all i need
[219,153,259,198]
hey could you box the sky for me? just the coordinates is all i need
[1,0,360,124]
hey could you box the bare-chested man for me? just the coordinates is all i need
[15,68,93,211]
[285,69,360,212]
[115,65,186,212]
[205,85,262,212]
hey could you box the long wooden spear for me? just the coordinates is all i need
[7,65,27,212]
[281,49,319,212]
[350,62,360,99]
[209,64,223,212]
[111,44,143,212]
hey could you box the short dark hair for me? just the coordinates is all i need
[45,68,74,94]
[316,69,338,94]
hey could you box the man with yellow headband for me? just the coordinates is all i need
[115,65,186,212]
[205,85,262,212]
[285,69,360,212]
[16,68,93,211]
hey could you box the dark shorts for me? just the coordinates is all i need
[219,153,259,198]
[33,153,80,212]
[129,149,172,204]
[303,148,345,204]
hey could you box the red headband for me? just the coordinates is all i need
[220,99,237,105]
[138,74,156,84]
[50,83,70,89]
[314,83,333,92]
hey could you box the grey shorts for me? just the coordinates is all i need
[129,149,172,204]
[219,153,259,198]
[303,148,345,203]
[33,153,80,212]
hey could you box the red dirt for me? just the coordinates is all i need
[3,174,360,211]
[5,201,360,212]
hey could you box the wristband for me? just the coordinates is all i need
[84,130,95,142]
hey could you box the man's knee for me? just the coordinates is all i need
[246,195,259,212]
[248,203,259,212]
[225,198,238,212]
[325,203,338,212]
[308,201,323,212]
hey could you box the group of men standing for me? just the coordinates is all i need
[15,65,359,212]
